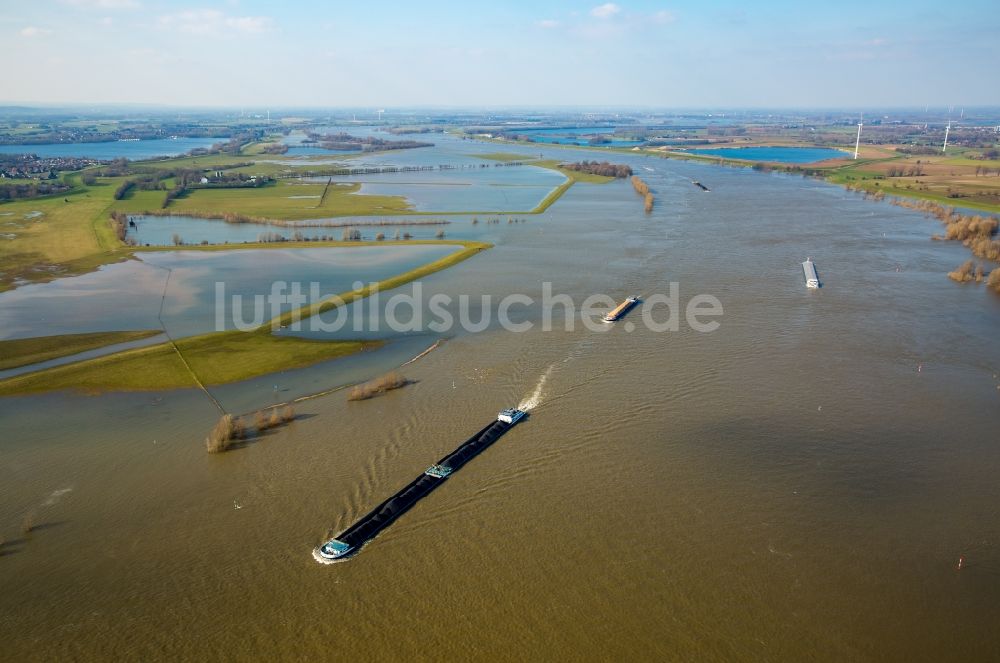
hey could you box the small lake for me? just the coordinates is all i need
[685,146,849,163]
[0,137,221,160]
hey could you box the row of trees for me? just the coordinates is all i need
[206,406,296,453]
[251,229,417,243]
[891,197,1000,268]
[561,160,633,178]
[259,143,289,154]
[886,165,925,177]
[108,211,136,245]
[895,146,940,156]
[112,180,135,200]
[631,175,655,212]
[948,260,1000,293]
[347,371,409,401]
[0,181,70,201]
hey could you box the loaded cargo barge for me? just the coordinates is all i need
[604,296,640,322]
[802,257,820,289]
[315,408,527,562]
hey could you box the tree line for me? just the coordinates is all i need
[0,181,71,201]
[560,160,633,178]
[631,175,655,212]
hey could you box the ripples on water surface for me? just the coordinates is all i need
[1,144,999,661]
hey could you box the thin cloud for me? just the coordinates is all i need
[568,7,676,39]
[127,47,182,65]
[225,16,270,33]
[537,19,560,29]
[20,26,53,37]
[652,10,676,24]
[590,3,621,19]
[61,0,141,8]
[158,9,272,36]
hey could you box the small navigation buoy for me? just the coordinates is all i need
[957,555,965,570]
[917,363,923,373]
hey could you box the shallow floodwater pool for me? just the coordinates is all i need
[0,245,460,340]
[684,145,848,163]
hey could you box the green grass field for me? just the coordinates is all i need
[139,158,602,220]
[535,159,617,184]
[0,330,161,370]
[0,332,373,394]
[475,152,537,162]
[160,180,413,219]
[822,150,1000,213]
[0,178,123,291]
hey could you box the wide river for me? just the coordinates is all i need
[1,138,999,661]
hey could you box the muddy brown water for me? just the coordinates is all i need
[2,153,999,661]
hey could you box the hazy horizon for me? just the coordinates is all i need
[3,0,999,108]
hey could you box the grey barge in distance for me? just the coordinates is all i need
[802,258,820,289]
[315,408,527,562]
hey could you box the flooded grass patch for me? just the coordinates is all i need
[0,330,162,371]
[0,241,489,395]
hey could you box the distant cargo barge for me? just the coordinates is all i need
[315,408,527,562]
[802,258,820,289]
[604,296,640,322]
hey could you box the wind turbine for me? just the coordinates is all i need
[854,113,863,160]
[377,109,385,121]
[942,120,951,153]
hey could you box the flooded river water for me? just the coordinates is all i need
[1,141,999,661]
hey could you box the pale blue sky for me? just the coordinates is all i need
[2,0,998,107]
